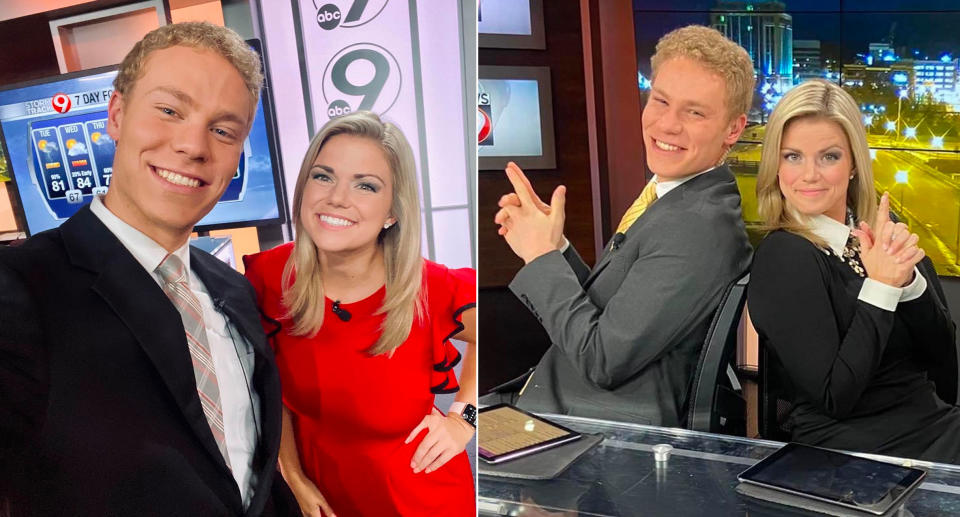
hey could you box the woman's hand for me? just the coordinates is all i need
[286,474,336,517]
[405,407,475,474]
[852,193,924,287]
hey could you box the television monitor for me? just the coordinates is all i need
[478,65,556,171]
[0,39,286,236]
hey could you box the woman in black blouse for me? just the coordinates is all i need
[749,79,960,464]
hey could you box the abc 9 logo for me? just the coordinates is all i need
[51,93,72,113]
[322,43,401,119]
[314,0,389,30]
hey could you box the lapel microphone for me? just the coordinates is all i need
[331,300,351,322]
[611,232,626,251]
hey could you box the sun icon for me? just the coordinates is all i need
[37,139,47,150]
[65,138,77,149]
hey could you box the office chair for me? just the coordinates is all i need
[757,341,793,442]
[480,367,535,406]
[687,273,750,436]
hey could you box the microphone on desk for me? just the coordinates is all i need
[331,300,352,322]
[611,232,626,251]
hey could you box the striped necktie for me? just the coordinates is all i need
[615,179,658,234]
[156,253,232,469]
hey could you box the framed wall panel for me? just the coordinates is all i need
[478,0,545,50]
[478,65,556,170]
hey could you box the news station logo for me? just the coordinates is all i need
[314,0,389,30]
[478,88,493,145]
[321,42,401,119]
[51,93,71,113]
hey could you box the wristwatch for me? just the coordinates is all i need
[449,402,477,428]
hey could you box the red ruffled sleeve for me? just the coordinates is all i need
[242,242,295,350]
[426,260,477,394]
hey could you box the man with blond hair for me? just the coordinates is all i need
[0,22,296,516]
[494,25,753,426]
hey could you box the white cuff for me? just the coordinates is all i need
[899,267,927,302]
[559,236,570,253]
[858,278,902,312]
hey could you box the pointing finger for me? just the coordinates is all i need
[509,161,548,209]
[876,192,891,227]
[505,163,535,207]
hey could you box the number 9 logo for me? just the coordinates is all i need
[52,93,71,114]
[321,43,401,119]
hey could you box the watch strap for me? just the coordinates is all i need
[449,402,477,428]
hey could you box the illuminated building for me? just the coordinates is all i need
[793,39,823,82]
[912,57,959,103]
[868,42,896,65]
[842,61,915,98]
[710,1,793,94]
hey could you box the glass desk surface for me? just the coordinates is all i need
[478,414,960,517]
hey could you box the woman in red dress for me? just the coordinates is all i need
[244,111,476,516]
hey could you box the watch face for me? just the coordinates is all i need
[462,403,478,427]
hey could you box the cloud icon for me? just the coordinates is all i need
[38,140,59,154]
[91,132,113,146]
[67,142,88,156]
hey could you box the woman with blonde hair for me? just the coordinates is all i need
[748,79,960,463]
[244,111,476,515]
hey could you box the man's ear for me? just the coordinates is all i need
[724,113,747,146]
[106,90,125,142]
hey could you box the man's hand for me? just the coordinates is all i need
[286,473,336,517]
[852,193,924,287]
[493,162,566,263]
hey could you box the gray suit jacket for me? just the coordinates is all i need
[509,165,751,426]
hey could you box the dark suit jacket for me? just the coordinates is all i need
[510,165,752,426]
[0,206,296,516]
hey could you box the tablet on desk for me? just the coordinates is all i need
[478,404,582,464]
[738,443,926,516]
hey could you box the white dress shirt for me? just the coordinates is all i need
[651,165,714,198]
[90,196,260,507]
[808,213,926,312]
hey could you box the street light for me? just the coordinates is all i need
[932,136,945,148]
[904,125,918,140]
[896,89,908,141]
[885,120,896,132]
[895,170,909,220]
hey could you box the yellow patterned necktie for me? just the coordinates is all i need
[615,179,658,234]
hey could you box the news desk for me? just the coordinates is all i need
[478,414,960,516]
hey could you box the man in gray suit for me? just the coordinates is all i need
[494,25,753,426]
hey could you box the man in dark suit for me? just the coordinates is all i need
[494,26,754,426]
[0,23,295,516]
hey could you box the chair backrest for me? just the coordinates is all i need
[687,273,749,435]
[758,339,793,441]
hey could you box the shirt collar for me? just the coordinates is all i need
[89,195,192,279]
[653,164,718,198]
[807,213,852,257]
